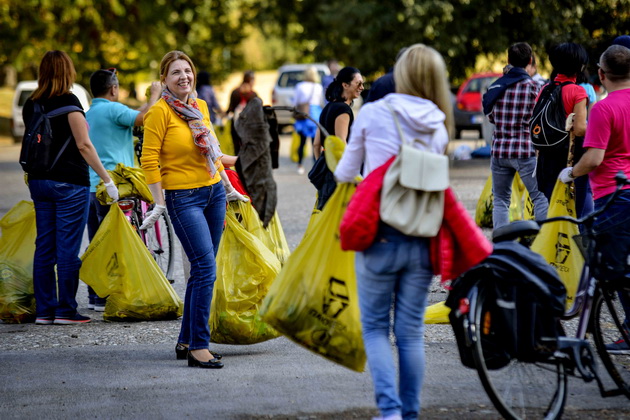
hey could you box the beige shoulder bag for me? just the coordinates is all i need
[380,101,449,237]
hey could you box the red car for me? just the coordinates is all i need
[454,72,501,138]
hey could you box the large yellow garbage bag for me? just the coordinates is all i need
[216,119,235,156]
[475,173,527,228]
[80,205,183,321]
[210,201,281,344]
[260,183,366,372]
[531,180,583,311]
[0,201,36,323]
[264,212,291,266]
[424,301,450,324]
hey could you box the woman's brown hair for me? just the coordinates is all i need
[31,50,76,101]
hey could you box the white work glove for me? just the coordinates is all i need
[103,180,119,203]
[559,167,576,184]
[226,189,249,202]
[140,204,166,230]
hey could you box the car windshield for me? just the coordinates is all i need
[277,70,327,88]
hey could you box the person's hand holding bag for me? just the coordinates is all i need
[219,170,249,202]
[558,167,576,184]
[140,204,166,230]
[103,180,119,203]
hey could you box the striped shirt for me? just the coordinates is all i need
[489,77,539,159]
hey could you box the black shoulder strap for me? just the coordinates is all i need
[46,105,83,118]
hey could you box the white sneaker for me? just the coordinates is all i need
[94,304,106,312]
[372,415,402,420]
[297,166,305,175]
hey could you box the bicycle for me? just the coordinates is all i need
[448,171,630,419]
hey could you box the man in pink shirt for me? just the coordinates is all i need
[560,44,630,353]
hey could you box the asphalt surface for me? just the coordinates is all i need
[1,134,629,419]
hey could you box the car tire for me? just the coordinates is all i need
[13,135,22,144]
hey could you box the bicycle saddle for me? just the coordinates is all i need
[492,220,540,243]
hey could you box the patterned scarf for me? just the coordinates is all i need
[161,87,223,177]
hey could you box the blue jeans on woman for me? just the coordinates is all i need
[28,179,90,319]
[166,183,226,350]
[355,224,433,420]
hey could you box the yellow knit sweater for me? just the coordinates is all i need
[142,98,223,190]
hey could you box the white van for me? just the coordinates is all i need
[271,64,330,129]
[11,81,92,142]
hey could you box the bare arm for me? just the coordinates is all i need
[68,112,112,183]
[572,147,605,178]
[334,113,351,142]
[221,154,237,167]
[571,99,587,137]
[147,182,165,206]
[313,129,322,159]
[134,82,162,126]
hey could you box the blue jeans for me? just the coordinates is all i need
[491,157,549,229]
[593,189,630,329]
[28,179,90,318]
[86,192,110,304]
[355,225,433,420]
[166,183,226,350]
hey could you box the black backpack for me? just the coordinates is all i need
[529,81,574,149]
[19,102,83,173]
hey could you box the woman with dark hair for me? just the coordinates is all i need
[196,71,223,125]
[310,66,363,209]
[22,51,119,325]
[536,42,593,217]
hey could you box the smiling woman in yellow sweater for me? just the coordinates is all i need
[141,50,247,369]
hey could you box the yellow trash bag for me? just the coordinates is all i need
[216,119,235,156]
[260,183,367,372]
[290,131,301,163]
[264,212,291,266]
[475,173,527,228]
[531,180,583,311]
[424,301,450,324]
[80,205,183,321]
[210,201,281,344]
[0,201,36,323]
[96,163,154,205]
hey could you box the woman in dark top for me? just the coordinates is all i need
[22,50,118,325]
[310,67,363,209]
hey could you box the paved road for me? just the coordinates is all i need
[1,136,629,419]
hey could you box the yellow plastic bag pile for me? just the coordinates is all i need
[80,205,183,321]
[96,163,153,205]
[0,201,36,323]
[531,180,584,311]
[210,201,284,344]
[475,173,533,228]
[260,183,366,372]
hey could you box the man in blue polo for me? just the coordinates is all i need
[85,69,160,311]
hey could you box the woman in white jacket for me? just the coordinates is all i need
[334,44,453,420]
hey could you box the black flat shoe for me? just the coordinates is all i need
[176,343,222,360]
[187,351,224,369]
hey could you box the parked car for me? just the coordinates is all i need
[453,72,501,138]
[11,80,92,142]
[271,64,330,130]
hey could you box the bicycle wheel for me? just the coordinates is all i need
[591,284,630,398]
[143,210,176,282]
[470,284,567,420]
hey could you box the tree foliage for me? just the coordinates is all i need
[1,0,629,88]
[252,0,630,83]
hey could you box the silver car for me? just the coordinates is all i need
[271,64,330,130]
